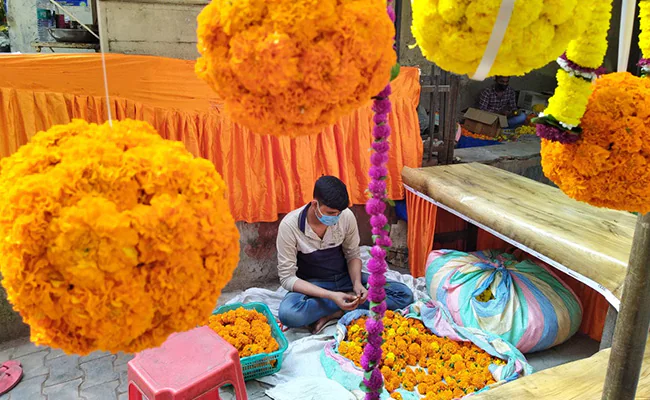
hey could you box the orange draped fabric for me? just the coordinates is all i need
[406,193,609,341]
[406,190,437,278]
[0,54,423,223]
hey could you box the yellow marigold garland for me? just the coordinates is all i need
[410,0,592,77]
[195,0,396,137]
[208,308,279,358]
[535,0,613,143]
[542,69,594,128]
[0,119,240,355]
[339,311,503,399]
[541,72,650,213]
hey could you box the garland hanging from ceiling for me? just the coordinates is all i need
[535,0,613,143]
[410,0,593,77]
[195,0,396,137]
[0,119,240,355]
[540,0,650,213]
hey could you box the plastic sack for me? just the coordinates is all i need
[320,301,532,400]
[425,250,583,353]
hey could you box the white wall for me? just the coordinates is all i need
[7,0,93,53]
[98,0,208,60]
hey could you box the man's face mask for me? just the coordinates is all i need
[315,201,340,226]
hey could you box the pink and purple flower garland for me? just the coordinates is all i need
[639,58,650,76]
[361,84,392,400]
[361,3,396,398]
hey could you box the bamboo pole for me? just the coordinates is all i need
[602,212,650,399]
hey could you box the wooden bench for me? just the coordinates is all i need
[402,163,650,398]
[472,337,650,399]
[402,162,635,310]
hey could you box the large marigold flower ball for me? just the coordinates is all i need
[541,73,650,213]
[0,119,240,355]
[195,0,396,137]
[411,0,592,77]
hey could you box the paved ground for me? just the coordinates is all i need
[0,338,132,400]
[0,336,272,400]
[0,288,272,400]
[0,284,599,400]
[0,333,599,400]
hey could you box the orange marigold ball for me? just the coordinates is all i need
[195,0,396,137]
[0,119,240,355]
[541,72,650,213]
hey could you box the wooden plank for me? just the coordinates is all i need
[472,338,650,400]
[31,42,100,50]
[421,85,451,93]
[402,163,635,304]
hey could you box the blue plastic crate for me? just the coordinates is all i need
[211,302,288,381]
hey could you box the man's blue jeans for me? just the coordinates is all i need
[507,113,527,129]
[278,272,414,328]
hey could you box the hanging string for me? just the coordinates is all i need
[94,2,113,127]
[50,0,113,127]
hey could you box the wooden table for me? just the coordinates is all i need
[402,163,648,398]
[472,337,650,400]
[402,163,636,310]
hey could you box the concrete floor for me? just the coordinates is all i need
[0,285,601,400]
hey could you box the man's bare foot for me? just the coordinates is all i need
[310,310,345,334]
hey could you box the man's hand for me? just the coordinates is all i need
[329,291,360,311]
[353,282,368,304]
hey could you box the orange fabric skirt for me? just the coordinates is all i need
[405,190,609,341]
[0,54,423,223]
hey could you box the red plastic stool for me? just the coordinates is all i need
[128,326,248,400]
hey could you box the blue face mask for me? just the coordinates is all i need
[315,202,340,226]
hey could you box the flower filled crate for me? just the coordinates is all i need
[209,302,288,381]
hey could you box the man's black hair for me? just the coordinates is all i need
[313,176,350,212]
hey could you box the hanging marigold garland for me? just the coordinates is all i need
[540,1,650,213]
[0,119,240,355]
[541,73,650,213]
[410,0,593,77]
[535,0,613,143]
[195,0,396,138]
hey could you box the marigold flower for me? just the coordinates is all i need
[411,0,592,76]
[337,311,502,395]
[196,0,396,137]
[542,72,650,213]
[208,308,278,360]
[0,119,239,355]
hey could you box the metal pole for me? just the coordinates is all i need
[602,212,650,400]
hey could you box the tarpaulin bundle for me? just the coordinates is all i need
[425,250,583,353]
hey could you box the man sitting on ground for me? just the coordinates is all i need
[478,75,526,129]
[277,176,414,334]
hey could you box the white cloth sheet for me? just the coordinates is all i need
[224,247,428,393]
[265,377,359,400]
